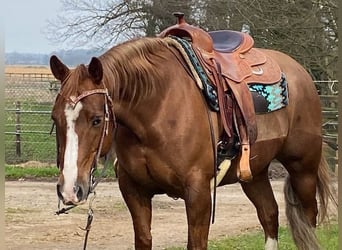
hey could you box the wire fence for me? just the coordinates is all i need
[4,73,338,169]
[5,73,59,164]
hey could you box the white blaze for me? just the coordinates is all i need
[265,237,278,250]
[62,101,83,201]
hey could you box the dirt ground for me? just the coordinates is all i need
[5,179,289,250]
[4,167,337,250]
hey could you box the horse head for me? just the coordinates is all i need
[50,55,115,205]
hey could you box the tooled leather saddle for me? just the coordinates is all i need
[159,12,282,182]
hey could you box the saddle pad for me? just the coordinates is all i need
[166,35,219,111]
[249,73,289,114]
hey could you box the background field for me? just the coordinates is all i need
[5,65,52,74]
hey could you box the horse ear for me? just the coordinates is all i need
[49,55,70,83]
[88,57,103,84]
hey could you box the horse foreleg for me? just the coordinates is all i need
[118,175,153,250]
[184,172,211,250]
[240,168,279,250]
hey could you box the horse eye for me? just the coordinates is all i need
[92,117,102,127]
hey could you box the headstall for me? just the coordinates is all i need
[54,83,116,250]
[59,85,115,193]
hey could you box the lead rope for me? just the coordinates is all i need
[54,86,115,250]
[55,200,76,215]
[80,192,97,250]
[82,88,117,249]
[83,90,113,249]
[55,192,96,250]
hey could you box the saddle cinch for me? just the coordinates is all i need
[159,13,282,182]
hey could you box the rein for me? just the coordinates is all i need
[53,83,115,250]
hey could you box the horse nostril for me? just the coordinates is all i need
[56,184,63,201]
[75,185,84,201]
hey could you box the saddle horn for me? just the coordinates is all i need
[172,12,185,25]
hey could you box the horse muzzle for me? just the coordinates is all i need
[57,181,89,205]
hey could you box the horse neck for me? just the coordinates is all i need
[104,69,170,139]
[105,56,192,141]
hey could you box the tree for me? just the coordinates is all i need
[45,0,144,49]
[223,0,338,80]
[45,0,195,49]
[45,0,338,80]
[188,0,338,80]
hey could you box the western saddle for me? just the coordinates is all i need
[159,13,282,182]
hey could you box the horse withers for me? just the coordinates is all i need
[49,25,335,250]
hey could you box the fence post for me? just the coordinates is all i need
[335,148,338,176]
[15,101,21,157]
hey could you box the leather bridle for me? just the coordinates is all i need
[53,83,116,250]
[58,84,115,194]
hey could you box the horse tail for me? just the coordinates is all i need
[284,155,337,250]
[284,176,320,250]
[316,155,338,223]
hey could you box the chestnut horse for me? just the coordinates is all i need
[50,36,335,249]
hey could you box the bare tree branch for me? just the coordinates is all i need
[44,0,338,79]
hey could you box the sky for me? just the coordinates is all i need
[4,0,64,54]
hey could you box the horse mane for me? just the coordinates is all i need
[99,37,171,107]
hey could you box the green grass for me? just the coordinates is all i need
[5,164,116,180]
[5,165,59,179]
[166,223,338,250]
